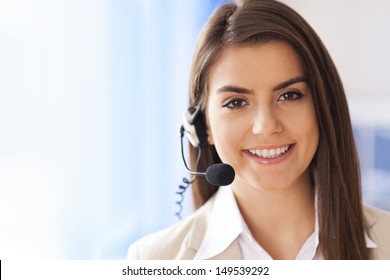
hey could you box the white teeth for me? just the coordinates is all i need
[248,145,291,159]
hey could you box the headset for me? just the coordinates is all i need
[175,105,235,219]
[181,105,208,149]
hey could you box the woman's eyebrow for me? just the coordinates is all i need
[273,76,307,91]
[216,85,254,94]
[216,76,307,94]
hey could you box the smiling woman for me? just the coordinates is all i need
[127,0,390,260]
[205,42,320,260]
[206,42,319,199]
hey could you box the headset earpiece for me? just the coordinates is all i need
[181,105,208,148]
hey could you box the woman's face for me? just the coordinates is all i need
[206,41,319,191]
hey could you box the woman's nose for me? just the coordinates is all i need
[251,107,283,136]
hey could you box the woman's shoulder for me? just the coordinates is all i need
[126,196,216,260]
[363,205,390,226]
[363,205,390,259]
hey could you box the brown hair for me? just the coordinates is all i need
[187,0,367,259]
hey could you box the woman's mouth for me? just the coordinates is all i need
[247,144,292,159]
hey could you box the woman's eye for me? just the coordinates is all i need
[278,91,303,101]
[222,99,248,109]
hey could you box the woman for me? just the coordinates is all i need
[127,0,390,259]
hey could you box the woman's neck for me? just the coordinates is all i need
[231,171,316,259]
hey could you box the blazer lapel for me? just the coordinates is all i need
[182,193,243,260]
[208,240,242,260]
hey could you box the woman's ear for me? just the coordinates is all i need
[204,105,214,145]
[207,132,214,145]
[206,119,214,145]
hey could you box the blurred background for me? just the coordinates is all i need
[0,0,389,259]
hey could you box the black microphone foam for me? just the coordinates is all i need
[205,163,235,186]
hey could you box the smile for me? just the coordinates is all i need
[247,144,291,159]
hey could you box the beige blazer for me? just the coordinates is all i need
[127,195,390,260]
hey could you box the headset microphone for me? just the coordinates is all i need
[204,163,235,186]
[179,125,235,186]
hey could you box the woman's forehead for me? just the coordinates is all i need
[207,41,305,91]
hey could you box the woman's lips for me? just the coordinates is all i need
[244,144,295,164]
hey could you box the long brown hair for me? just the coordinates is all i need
[187,0,367,259]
